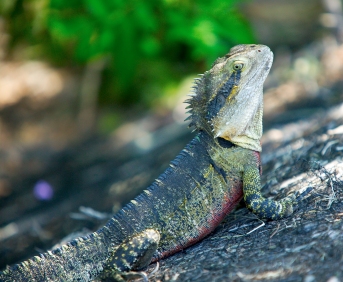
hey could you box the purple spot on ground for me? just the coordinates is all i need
[33,180,54,201]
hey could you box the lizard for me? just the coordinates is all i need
[0,44,302,282]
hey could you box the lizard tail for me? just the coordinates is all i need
[0,231,110,282]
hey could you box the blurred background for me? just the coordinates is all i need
[1,0,343,269]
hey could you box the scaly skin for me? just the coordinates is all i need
[0,44,298,282]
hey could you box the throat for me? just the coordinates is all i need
[216,137,235,149]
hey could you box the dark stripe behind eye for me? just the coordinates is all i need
[206,70,241,121]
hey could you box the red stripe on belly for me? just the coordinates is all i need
[156,182,243,260]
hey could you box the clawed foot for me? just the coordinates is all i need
[121,271,148,282]
[290,187,313,214]
[293,187,313,202]
[120,262,159,282]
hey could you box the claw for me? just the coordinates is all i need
[148,262,159,278]
[121,271,148,282]
[295,187,313,201]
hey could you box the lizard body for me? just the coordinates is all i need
[0,44,297,282]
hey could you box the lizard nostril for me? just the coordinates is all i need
[258,50,261,52]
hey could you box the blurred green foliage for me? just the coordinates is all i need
[0,0,254,106]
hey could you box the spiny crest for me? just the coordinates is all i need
[183,72,209,132]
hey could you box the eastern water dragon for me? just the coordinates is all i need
[0,44,306,281]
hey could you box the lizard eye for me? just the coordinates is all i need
[233,62,244,71]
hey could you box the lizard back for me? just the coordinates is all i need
[102,131,259,261]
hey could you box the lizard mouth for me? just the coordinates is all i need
[264,56,273,71]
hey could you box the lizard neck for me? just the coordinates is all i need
[220,102,263,152]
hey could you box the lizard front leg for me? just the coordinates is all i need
[243,166,296,220]
[101,229,160,281]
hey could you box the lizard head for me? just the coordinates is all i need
[186,44,273,151]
